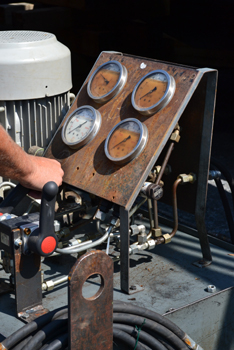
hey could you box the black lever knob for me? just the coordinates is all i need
[27,181,58,256]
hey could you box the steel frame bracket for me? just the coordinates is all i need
[68,250,113,350]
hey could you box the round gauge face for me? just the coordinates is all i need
[131,70,176,116]
[87,60,128,103]
[62,106,101,149]
[105,118,148,165]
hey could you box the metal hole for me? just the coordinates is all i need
[82,274,104,300]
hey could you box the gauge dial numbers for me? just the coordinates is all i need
[105,119,148,165]
[131,70,176,116]
[61,106,101,149]
[87,60,128,103]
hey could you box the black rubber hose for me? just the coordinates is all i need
[113,301,185,340]
[11,336,33,350]
[2,302,198,350]
[24,318,68,350]
[214,177,234,244]
[1,307,68,350]
[33,325,68,350]
[114,324,168,350]
[41,323,68,346]
[39,333,68,350]
[113,328,147,350]
[211,157,234,207]
[113,313,189,350]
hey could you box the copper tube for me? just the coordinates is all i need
[154,178,181,246]
[155,142,174,185]
[152,141,174,231]
[147,198,154,230]
[170,178,182,238]
[153,199,159,229]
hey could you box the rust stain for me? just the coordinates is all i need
[184,338,192,346]
[14,249,21,273]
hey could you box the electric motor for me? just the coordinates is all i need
[0,30,72,151]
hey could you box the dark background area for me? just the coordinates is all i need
[0,1,233,131]
[0,0,233,239]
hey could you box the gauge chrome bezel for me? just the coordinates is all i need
[61,105,102,149]
[131,69,176,116]
[104,118,148,165]
[87,60,128,104]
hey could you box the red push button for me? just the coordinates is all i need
[41,237,56,254]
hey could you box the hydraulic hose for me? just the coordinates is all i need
[55,225,112,254]
[211,157,234,208]
[114,324,168,350]
[1,301,202,350]
[38,333,68,350]
[214,176,234,244]
[113,313,188,350]
[1,307,68,350]
[113,328,147,350]
[113,301,185,339]
[210,160,234,244]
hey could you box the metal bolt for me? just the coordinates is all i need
[207,285,216,293]
[130,285,137,291]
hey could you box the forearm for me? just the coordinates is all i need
[0,125,32,181]
[0,125,64,191]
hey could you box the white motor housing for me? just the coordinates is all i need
[0,30,72,151]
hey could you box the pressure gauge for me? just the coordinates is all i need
[61,105,101,149]
[104,118,148,165]
[131,70,176,116]
[87,60,128,103]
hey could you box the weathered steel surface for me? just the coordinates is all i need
[164,286,234,350]
[45,52,201,210]
[68,250,113,350]
[13,229,43,319]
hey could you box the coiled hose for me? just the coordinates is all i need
[1,301,202,350]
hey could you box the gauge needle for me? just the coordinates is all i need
[111,135,131,149]
[68,121,87,134]
[101,74,109,85]
[140,86,157,99]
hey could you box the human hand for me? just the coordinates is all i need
[19,155,64,192]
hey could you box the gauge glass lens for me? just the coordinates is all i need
[90,62,120,98]
[134,72,168,109]
[108,120,141,159]
[64,108,94,144]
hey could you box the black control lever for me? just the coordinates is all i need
[27,181,58,256]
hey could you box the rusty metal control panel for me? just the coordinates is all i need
[46,52,215,211]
